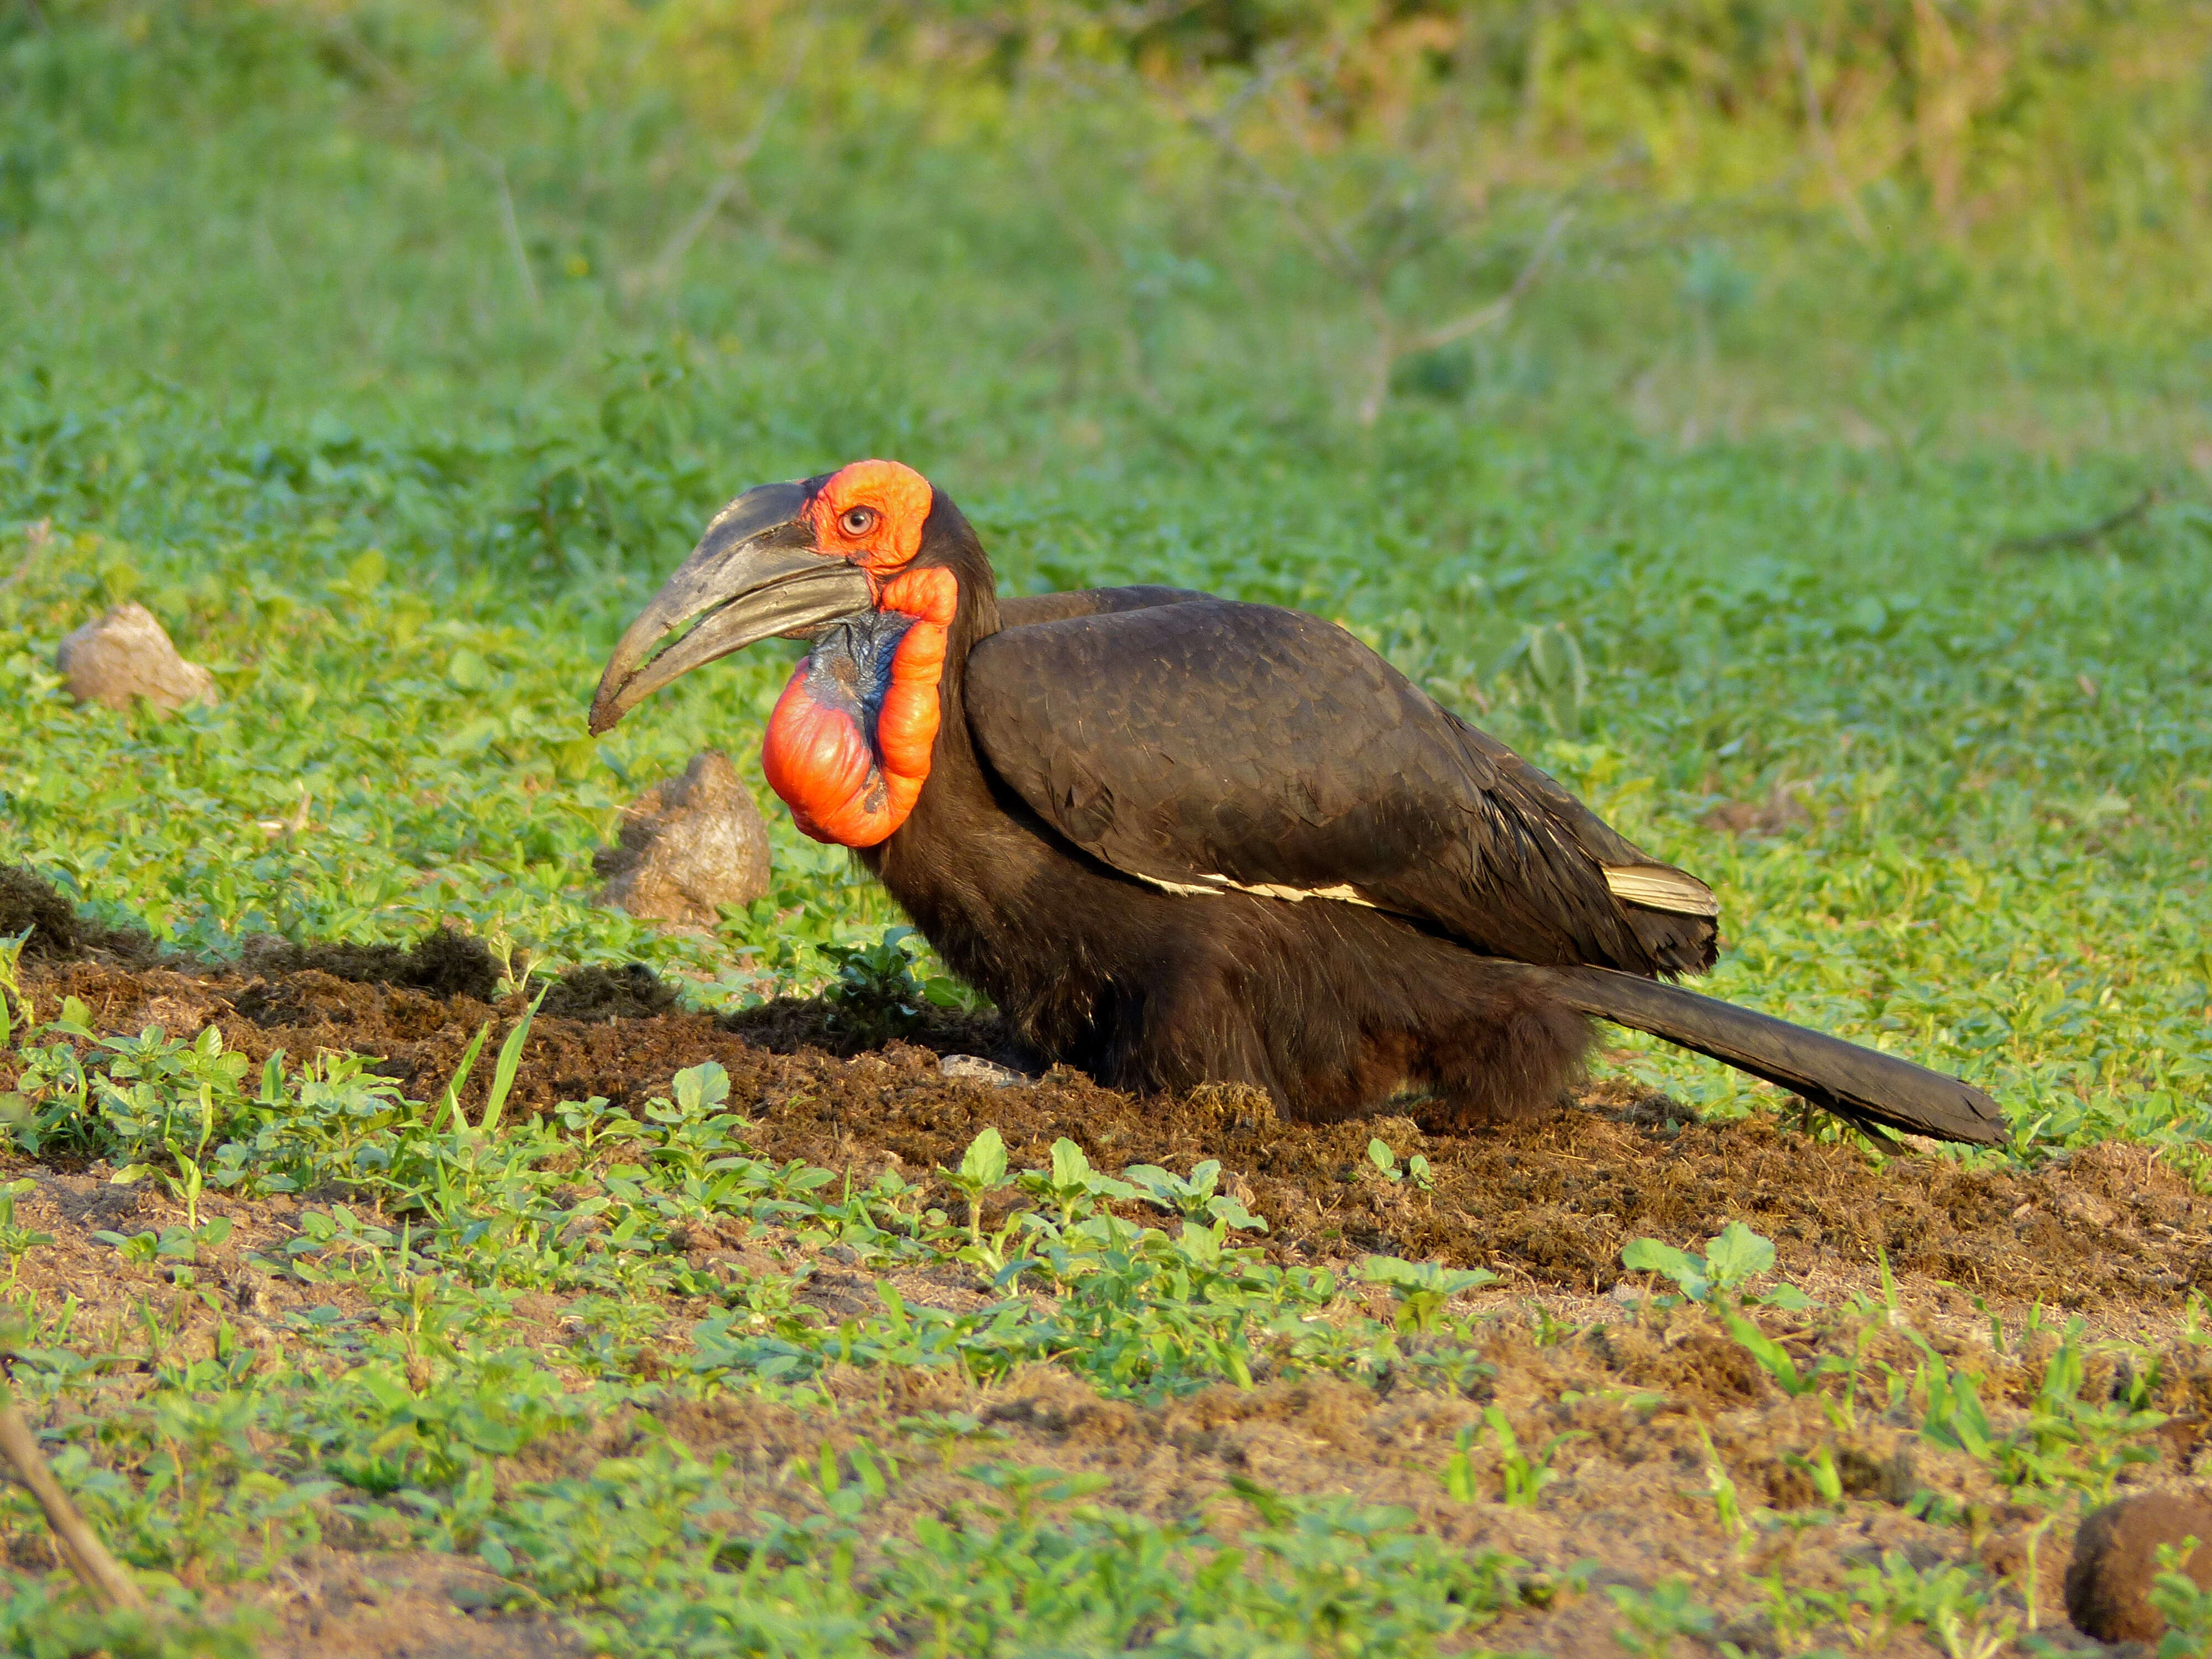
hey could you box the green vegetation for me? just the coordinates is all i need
[2,0,2210,1650]
[4,0,2208,1136]
[0,994,1534,1652]
[0,984,2203,1652]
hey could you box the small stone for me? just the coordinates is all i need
[2065,1489,2212,1642]
[56,602,218,712]
[940,1054,1031,1087]
[594,750,771,928]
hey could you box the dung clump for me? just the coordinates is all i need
[56,602,220,712]
[2064,1488,2212,1642]
[239,924,502,1002]
[595,750,770,929]
[0,865,78,959]
[0,864,159,965]
[540,962,683,1020]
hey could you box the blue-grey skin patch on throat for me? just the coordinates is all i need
[802,608,917,740]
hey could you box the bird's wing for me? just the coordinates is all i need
[964,598,1717,975]
[997,585,1211,629]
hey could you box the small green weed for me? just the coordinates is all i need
[1360,1256,1498,1333]
[1365,1138,1434,1189]
[1622,1221,1792,1306]
[1453,1406,1584,1509]
[1608,1578,1715,1658]
[2151,1538,2212,1658]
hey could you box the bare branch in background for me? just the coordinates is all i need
[1,519,49,592]
[1992,488,2157,557]
[1091,0,1211,32]
[489,158,539,312]
[1402,209,1573,355]
[1093,30,1579,427]
[452,140,540,314]
[316,16,414,103]
[1159,54,1370,288]
[1355,206,1577,424]
[641,20,818,293]
[1788,20,1876,247]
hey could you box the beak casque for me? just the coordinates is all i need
[587,479,875,734]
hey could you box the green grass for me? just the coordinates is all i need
[2,1,2211,1650]
[0,1016,2201,1655]
[6,416,2206,1148]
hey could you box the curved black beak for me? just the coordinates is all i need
[588,480,875,734]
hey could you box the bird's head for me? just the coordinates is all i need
[588,458,963,735]
[589,458,979,846]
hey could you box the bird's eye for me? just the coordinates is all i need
[839,505,879,537]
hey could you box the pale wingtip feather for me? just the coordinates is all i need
[1604,864,1720,917]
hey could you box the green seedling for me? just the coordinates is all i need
[1606,1578,1715,1658]
[93,1217,233,1267]
[1360,1255,1498,1333]
[1621,1220,1776,1305]
[431,1021,492,1135]
[2015,1512,2058,1634]
[1807,1551,2010,1655]
[1016,1137,1136,1227]
[0,928,29,1044]
[478,981,549,1135]
[1692,1423,1747,1551]
[1122,1159,1267,1230]
[1474,1405,1584,1508]
[1780,1444,1845,1507]
[1365,1138,1433,1189]
[0,1179,53,1282]
[2151,1538,2212,1657]
[941,1126,1010,1250]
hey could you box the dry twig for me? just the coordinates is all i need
[1992,488,2157,557]
[1,518,50,592]
[0,1373,148,1614]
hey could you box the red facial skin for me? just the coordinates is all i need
[760,461,955,848]
[802,458,935,587]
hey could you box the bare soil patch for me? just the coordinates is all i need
[19,956,2212,1316]
[7,946,2210,1653]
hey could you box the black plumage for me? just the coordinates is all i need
[864,499,2002,1144]
[593,474,2008,1146]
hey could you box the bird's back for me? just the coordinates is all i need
[967,591,1717,978]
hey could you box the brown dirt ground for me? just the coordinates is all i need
[7,948,2212,1653]
[20,954,2212,1319]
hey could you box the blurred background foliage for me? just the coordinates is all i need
[4,0,2208,444]
[1,0,2205,602]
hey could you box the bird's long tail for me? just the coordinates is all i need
[1525,963,2008,1146]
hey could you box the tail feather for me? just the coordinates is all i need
[1532,964,2008,1147]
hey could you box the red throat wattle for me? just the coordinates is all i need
[760,462,955,847]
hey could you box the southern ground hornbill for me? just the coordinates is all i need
[589,459,2005,1146]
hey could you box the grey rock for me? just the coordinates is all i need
[595,750,770,928]
[57,603,218,712]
